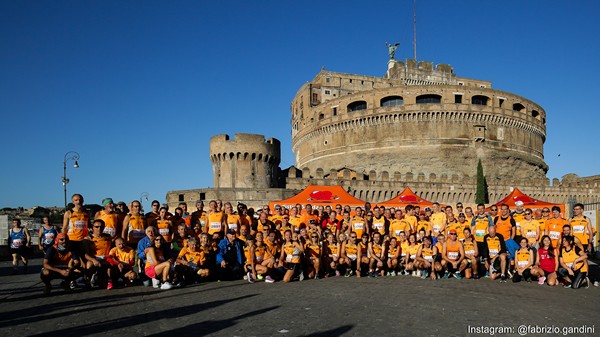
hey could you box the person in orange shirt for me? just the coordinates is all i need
[84,219,114,289]
[122,200,147,248]
[442,229,467,279]
[415,236,436,279]
[569,203,594,252]
[62,193,90,263]
[368,232,386,277]
[107,237,137,287]
[545,206,567,248]
[94,198,121,242]
[174,237,205,285]
[304,231,322,279]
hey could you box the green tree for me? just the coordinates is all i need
[476,159,489,204]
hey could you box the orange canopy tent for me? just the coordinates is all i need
[376,187,435,208]
[270,185,366,209]
[492,188,564,212]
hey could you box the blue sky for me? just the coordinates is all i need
[1,0,599,208]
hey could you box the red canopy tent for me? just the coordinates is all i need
[376,187,435,209]
[270,185,366,209]
[492,188,564,212]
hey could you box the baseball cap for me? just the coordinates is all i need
[449,229,457,234]
[102,198,114,206]
[515,201,524,207]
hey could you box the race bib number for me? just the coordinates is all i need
[424,255,433,262]
[210,222,221,230]
[374,223,384,230]
[228,224,238,231]
[448,251,459,260]
[549,231,560,240]
[475,229,485,237]
[256,255,263,263]
[103,227,116,237]
[526,231,536,238]
[410,254,416,260]
[515,222,521,231]
[44,232,55,243]
[285,255,292,262]
[573,225,584,233]
[12,239,23,247]
[159,228,169,236]
[517,260,528,268]
[465,249,475,257]
[347,254,357,261]
[433,225,441,233]
[395,230,402,236]
[489,249,499,257]
[74,220,86,230]
[354,223,364,230]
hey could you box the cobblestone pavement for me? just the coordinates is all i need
[1,259,598,336]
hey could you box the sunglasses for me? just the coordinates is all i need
[93,226,102,228]
[525,213,532,215]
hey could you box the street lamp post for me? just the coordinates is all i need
[62,151,80,210]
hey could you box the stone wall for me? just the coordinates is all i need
[291,61,548,185]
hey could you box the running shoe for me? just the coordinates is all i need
[160,282,173,290]
[315,274,320,280]
[421,270,429,279]
[265,276,275,283]
[152,278,161,288]
[107,281,113,290]
[443,271,449,279]
[594,281,599,287]
[563,282,572,288]
[344,270,352,277]
[90,273,98,287]
[247,272,254,284]
[299,272,304,282]
[390,271,396,277]
[500,274,507,282]
[454,271,462,280]
[257,274,264,281]
[335,270,341,277]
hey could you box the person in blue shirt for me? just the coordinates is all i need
[216,229,246,280]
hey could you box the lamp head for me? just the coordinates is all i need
[74,160,79,168]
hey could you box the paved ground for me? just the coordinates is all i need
[1,258,599,337]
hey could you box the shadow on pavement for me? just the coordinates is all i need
[147,305,279,336]
[304,325,354,337]
[28,294,259,336]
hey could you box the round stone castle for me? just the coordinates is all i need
[210,134,281,189]
[290,59,548,183]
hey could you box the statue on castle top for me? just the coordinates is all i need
[386,42,400,60]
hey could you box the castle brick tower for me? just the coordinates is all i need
[210,134,281,189]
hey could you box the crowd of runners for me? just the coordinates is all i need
[7,193,597,295]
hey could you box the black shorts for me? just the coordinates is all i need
[67,240,86,258]
[284,263,299,271]
[10,246,28,256]
[542,269,555,277]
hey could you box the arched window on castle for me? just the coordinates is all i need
[348,100,367,112]
[513,103,525,112]
[380,96,404,107]
[471,95,489,106]
[416,94,441,104]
